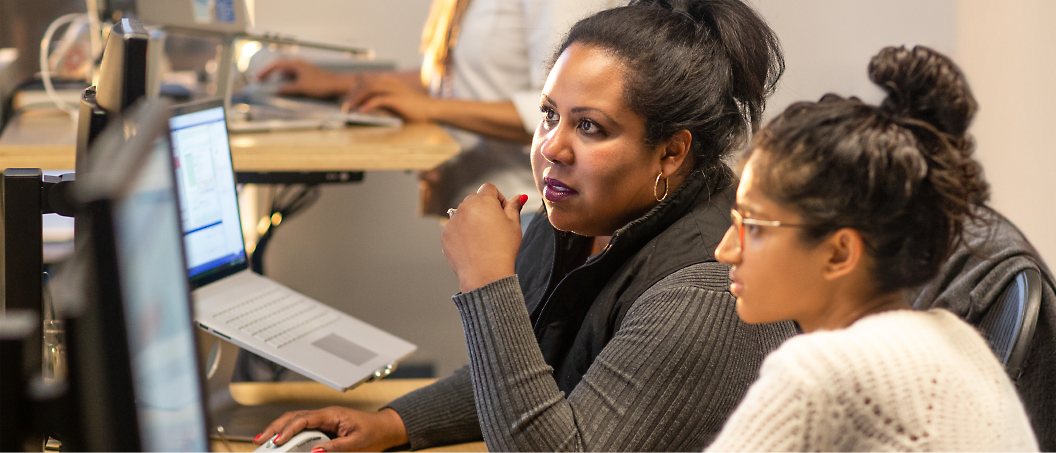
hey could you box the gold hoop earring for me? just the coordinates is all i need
[654,172,669,202]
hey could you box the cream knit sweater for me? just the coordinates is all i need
[707,309,1038,451]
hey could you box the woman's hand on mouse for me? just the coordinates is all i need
[253,406,408,452]
[442,184,528,293]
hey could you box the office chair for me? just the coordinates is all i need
[976,268,1043,381]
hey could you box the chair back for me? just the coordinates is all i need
[977,268,1043,380]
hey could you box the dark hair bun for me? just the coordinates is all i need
[869,46,977,140]
[869,45,989,207]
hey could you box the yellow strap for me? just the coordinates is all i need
[420,0,471,89]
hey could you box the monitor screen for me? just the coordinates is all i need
[111,133,210,452]
[168,101,247,284]
[134,0,249,34]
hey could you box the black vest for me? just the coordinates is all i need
[515,171,735,393]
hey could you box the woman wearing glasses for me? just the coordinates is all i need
[705,45,1038,451]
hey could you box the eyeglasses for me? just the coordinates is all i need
[728,208,808,252]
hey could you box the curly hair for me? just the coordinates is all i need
[749,45,990,292]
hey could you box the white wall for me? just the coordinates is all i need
[956,0,1056,267]
[252,0,432,69]
[752,0,956,115]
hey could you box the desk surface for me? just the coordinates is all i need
[0,109,461,172]
[212,380,487,452]
[212,440,485,452]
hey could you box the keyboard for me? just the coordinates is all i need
[226,93,403,133]
[212,286,339,348]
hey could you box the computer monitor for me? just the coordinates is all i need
[76,17,150,172]
[0,16,150,394]
[135,0,251,35]
[63,98,210,451]
[96,17,149,113]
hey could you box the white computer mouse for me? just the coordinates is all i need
[253,430,330,452]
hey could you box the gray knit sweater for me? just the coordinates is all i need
[387,262,795,451]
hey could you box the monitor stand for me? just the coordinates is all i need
[197,331,320,441]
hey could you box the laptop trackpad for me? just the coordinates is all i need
[312,334,378,366]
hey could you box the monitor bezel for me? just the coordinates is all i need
[77,98,212,451]
[95,17,149,114]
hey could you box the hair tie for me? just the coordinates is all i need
[636,0,714,29]
[685,1,715,25]
[638,0,675,11]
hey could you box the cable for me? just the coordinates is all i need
[84,0,103,84]
[40,13,89,117]
[250,184,322,275]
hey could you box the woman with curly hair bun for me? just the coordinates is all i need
[707,45,1038,451]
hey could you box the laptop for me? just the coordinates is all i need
[227,92,403,133]
[133,0,396,133]
[168,98,416,391]
[133,0,372,58]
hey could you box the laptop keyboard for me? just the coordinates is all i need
[212,286,339,348]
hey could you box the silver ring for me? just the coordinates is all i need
[447,208,457,218]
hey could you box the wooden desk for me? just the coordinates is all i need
[210,380,487,452]
[0,109,461,172]
[0,107,460,251]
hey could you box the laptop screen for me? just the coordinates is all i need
[169,101,248,285]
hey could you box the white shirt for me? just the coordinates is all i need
[446,0,623,134]
[706,309,1038,452]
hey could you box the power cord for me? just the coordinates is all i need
[40,13,95,117]
[250,184,321,275]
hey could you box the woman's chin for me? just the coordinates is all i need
[544,206,628,238]
[735,298,774,325]
[544,208,578,233]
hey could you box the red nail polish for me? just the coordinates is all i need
[254,433,263,442]
[274,434,282,443]
[311,448,325,453]
[519,194,528,205]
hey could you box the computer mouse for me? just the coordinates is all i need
[253,430,330,452]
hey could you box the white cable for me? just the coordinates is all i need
[84,0,103,83]
[40,13,88,116]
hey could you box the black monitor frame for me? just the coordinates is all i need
[76,17,149,174]
[96,17,149,114]
[63,98,210,451]
[0,310,38,451]
[0,170,76,376]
